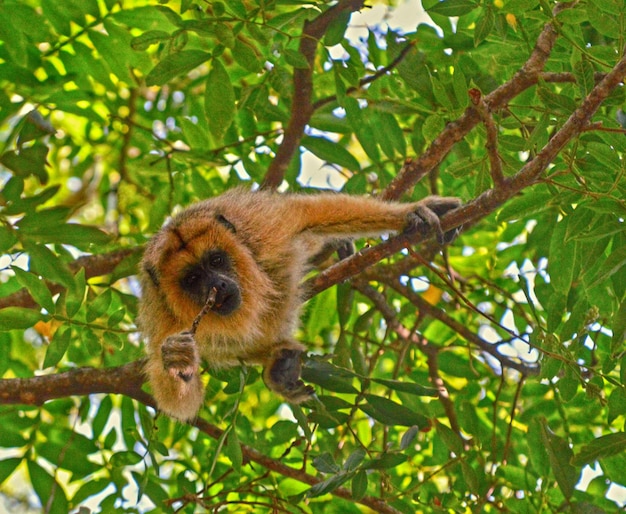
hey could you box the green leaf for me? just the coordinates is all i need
[131,30,171,51]
[232,39,262,73]
[324,10,351,46]
[585,244,626,289]
[587,141,621,170]
[0,307,43,331]
[496,189,553,222]
[573,58,595,97]
[88,23,136,84]
[0,458,21,485]
[343,448,366,472]
[360,394,430,427]
[20,222,111,249]
[205,58,236,142]
[65,268,86,319]
[572,432,626,466]
[540,420,579,500]
[284,49,309,69]
[302,359,359,394]
[537,86,577,115]
[224,430,243,473]
[0,144,49,183]
[27,460,68,513]
[146,50,211,87]
[25,243,74,287]
[41,0,72,35]
[43,326,71,368]
[313,452,341,473]
[110,451,143,467]
[11,267,55,313]
[474,6,494,46]
[306,472,351,498]
[400,426,420,451]
[215,23,236,48]
[427,0,478,17]
[607,389,626,424]
[370,378,437,397]
[363,453,408,470]
[301,135,361,172]
[351,470,368,500]
[422,114,445,143]
[611,299,626,355]
[548,220,576,296]
[86,289,113,323]
[587,3,621,38]
[435,420,463,454]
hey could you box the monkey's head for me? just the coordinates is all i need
[139,204,276,342]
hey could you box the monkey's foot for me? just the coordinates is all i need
[407,197,462,244]
[264,348,315,403]
[161,331,200,383]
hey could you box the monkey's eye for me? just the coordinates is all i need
[208,254,224,268]
[205,250,230,270]
[181,271,201,290]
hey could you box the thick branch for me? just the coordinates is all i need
[0,360,149,406]
[262,0,365,190]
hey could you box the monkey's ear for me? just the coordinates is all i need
[144,263,160,287]
[215,213,237,233]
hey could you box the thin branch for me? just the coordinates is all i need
[352,280,462,436]
[261,0,366,190]
[381,1,573,201]
[470,88,505,187]
[0,248,140,310]
[312,39,418,111]
[379,276,538,376]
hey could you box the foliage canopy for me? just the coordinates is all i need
[0,0,625,512]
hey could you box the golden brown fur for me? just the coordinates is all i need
[139,188,460,421]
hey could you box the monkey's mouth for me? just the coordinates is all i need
[211,290,241,316]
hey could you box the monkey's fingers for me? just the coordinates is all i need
[264,348,315,403]
[407,198,462,244]
[162,331,200,383]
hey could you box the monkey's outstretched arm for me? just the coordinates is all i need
[287,194,462,242]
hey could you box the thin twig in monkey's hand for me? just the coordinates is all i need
[190,287,218,336]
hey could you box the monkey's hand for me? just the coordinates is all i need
[144,331,205,422]
[406,197,462,244]
[162,331,200,382]
[264,347,315,403]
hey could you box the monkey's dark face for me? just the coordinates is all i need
[140,207,278,339]
[178,249,241,315]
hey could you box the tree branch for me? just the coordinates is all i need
[0,248,140,310]
[306,46,626,299]
[261,0,365,190]
[381,2,570,201]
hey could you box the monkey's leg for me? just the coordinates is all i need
[145,331,205,421]
[263,344,315,403]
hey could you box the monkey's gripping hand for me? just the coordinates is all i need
[162,331,200,382]
[407,197,463,244]
[145,331,205,422]
[263,346,315,404]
